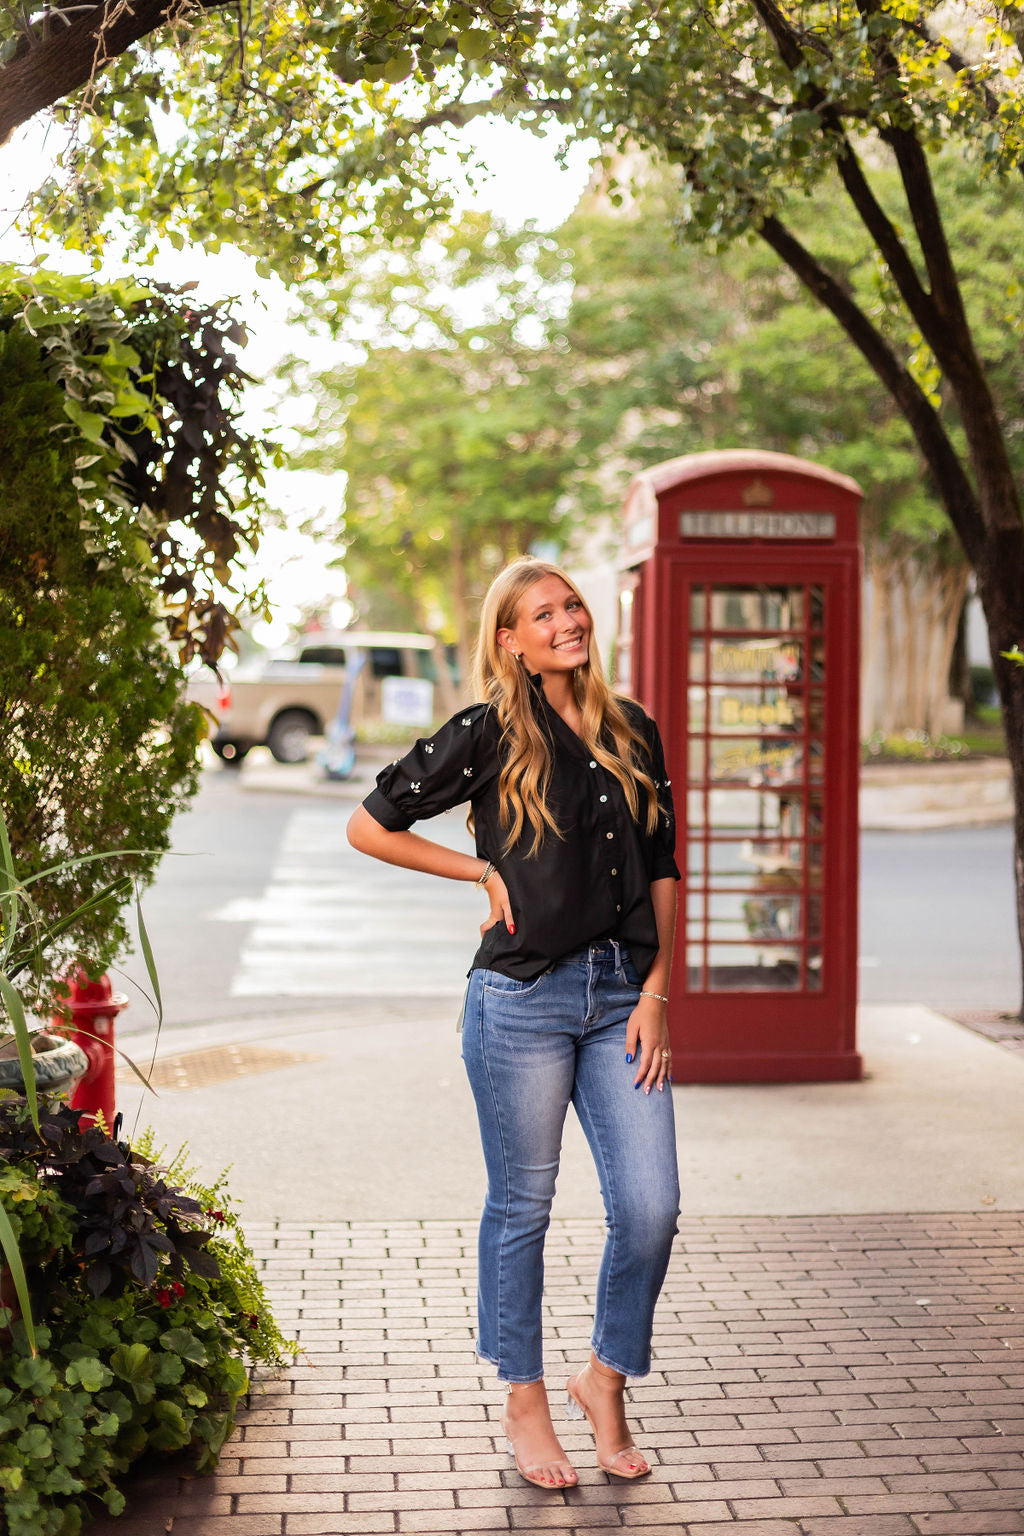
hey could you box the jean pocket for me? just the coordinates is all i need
[481,966,550,998]
[620,953,642,990]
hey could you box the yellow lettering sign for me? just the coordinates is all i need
[719,697,796,728]
[712,743,801,781]
[711,642,801,679]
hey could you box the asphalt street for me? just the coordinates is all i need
[107,754,1024,1220]
[112,754,1020,1034]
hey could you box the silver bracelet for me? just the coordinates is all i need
[475,861,496,886]
[640,989,669,1004]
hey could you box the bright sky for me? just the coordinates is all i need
[0,115,595,646]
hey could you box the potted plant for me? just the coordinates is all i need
[0,1100,294,1534]
[0,817,294,1532]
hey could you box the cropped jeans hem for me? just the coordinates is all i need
[591,1340,652,1380]
[476,1344,542,1384]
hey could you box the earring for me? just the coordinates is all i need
[512,652,523,661]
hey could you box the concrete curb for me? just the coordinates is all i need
[860,755,1012,829]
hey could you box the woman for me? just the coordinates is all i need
[347,558,680,1490]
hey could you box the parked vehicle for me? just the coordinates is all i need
[187,631,441,764]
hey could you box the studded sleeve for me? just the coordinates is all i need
[644,714,681,883]
[362,704,496,832]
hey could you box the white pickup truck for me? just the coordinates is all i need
[187,631,441,764]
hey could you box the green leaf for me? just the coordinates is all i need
[149,1398,190,1451]
[12,1355,56,1394]
[5,874,134,982]
[0,973,38,1131]
[160,1327,208,1366]
[135,884,163,1030]
[153,1351,186,1386]
[328,47,365,83]
[65,1357,113,1393]
[0,809,18,965]
[0,1198,35,1353]
[62,397,107,445]
[457,28,490,60]
[16,1423,52,1459]
[382,49,414,82]
[110,1341,156,1402]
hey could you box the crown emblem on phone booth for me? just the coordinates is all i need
[741,479,775,508]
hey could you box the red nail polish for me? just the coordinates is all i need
[508,922,515,934]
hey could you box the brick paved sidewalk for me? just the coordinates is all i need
[91,1214,1024,1536]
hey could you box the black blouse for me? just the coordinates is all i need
[362,678,680,982]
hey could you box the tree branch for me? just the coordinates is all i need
[757,211,984,567]
[0,0,232,145]
[908,10,1024,186]
[852,0,1023,536]
[751,0,939,339]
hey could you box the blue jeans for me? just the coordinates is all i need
[461,940,680,1383]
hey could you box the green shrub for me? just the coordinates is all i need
[0,1100,294,1534]
[861,729,969,762]
[0,326,202,1012]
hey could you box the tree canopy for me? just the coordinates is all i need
[7,0,1024,1000]
[291,217,584,680]
[8,1,522,279]
[1,269,272,667]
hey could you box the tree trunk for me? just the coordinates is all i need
[0,1,229,146]
[865,552,970,735]
[880,563,900,733]
[901,563,926,731]
[949,599,971,714]
[977,547,1024,1019]
[862,554,885,735]
[926,567,969,736]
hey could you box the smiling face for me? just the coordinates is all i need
[497,574,592,680]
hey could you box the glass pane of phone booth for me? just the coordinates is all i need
[686,583,825,994]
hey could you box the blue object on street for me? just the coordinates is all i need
[318,648,366,781]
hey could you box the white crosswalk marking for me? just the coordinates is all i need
[215,807,480,998]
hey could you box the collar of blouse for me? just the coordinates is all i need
[521,669,594,760]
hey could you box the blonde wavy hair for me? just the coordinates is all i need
[472,557,660,855]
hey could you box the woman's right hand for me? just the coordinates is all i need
[480,870,516,937]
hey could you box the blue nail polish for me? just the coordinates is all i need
[625,1053,632,1063]
[634,1080,641,1089]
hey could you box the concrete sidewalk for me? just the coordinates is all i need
[82,996,1024,1534]
[113,1001,1024,1219]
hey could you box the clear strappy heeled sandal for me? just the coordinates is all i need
[565,1368,650,1479]
[502,1382,577,1490]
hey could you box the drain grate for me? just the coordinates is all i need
[119,1043,323,1091]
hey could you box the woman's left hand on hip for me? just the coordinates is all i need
[626,996,671,1095]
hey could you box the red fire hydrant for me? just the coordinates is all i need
[54,972,127,1133]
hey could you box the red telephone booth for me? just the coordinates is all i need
[619,450,863,1082]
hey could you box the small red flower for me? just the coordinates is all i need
[155,1288,173,1309]
[205,1208,227,1224]
[248,1314,259,1330]
[172,1282,186,1299]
